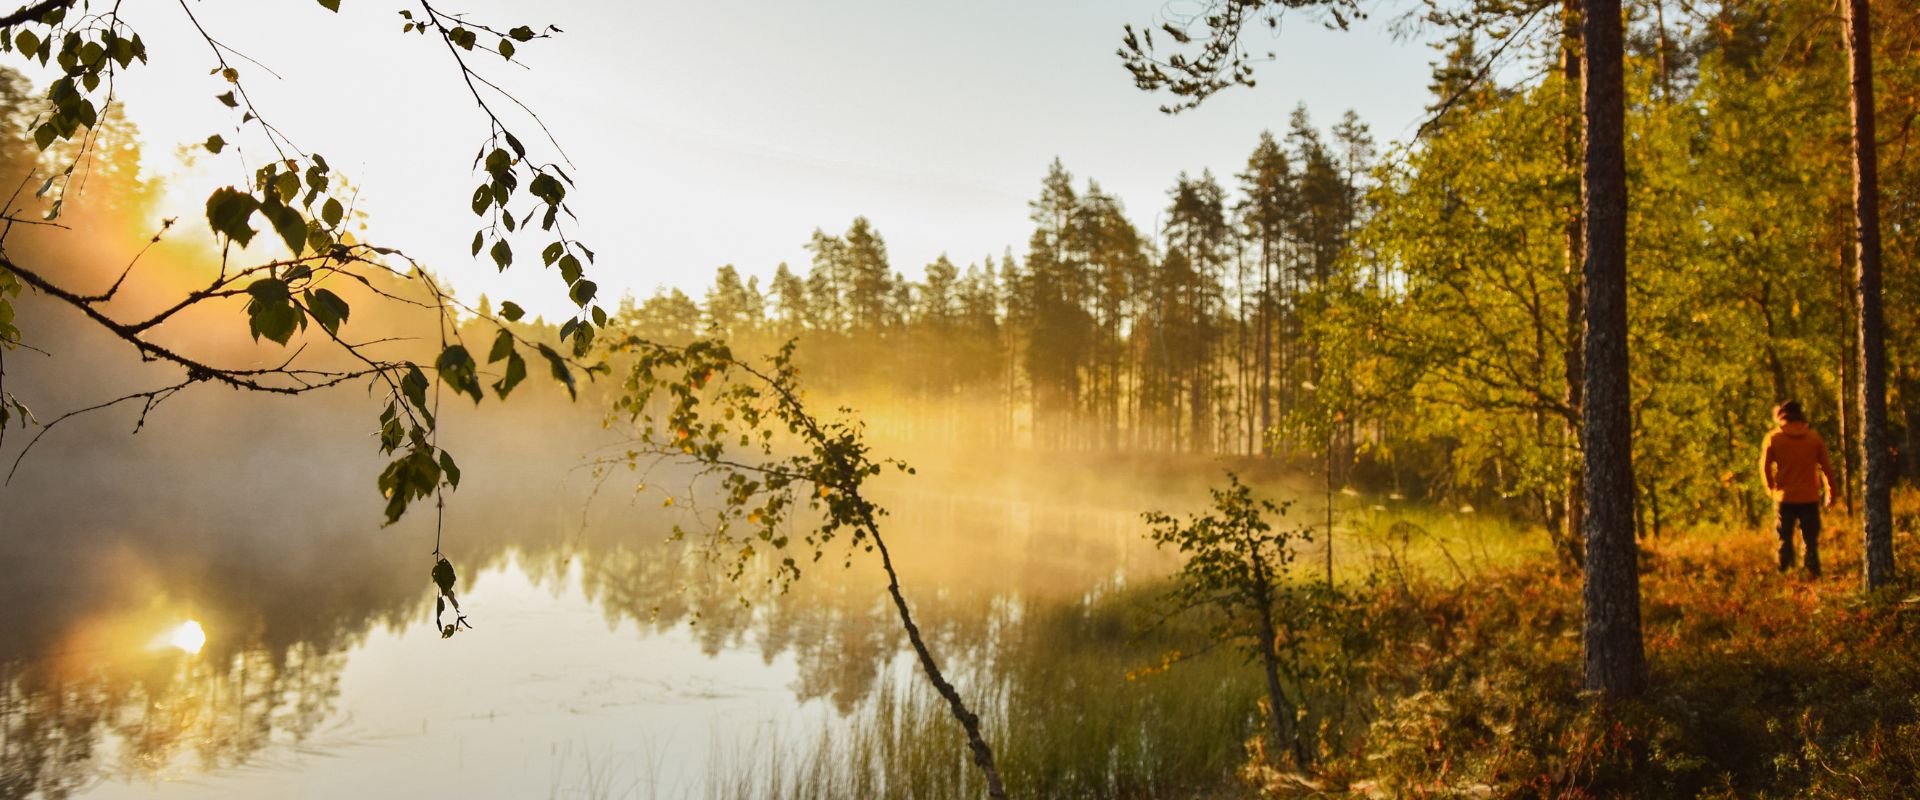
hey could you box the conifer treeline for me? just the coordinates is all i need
[615,107,1373,458]
[613,0,1920,540]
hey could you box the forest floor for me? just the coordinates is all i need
[1272,491,1920,799]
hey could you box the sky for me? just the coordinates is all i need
[55,0,1443,319]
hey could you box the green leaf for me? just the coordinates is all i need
[493,350,527,399]
[542,242,564,266]
[322,197,344,227]
[471,184,491,215]
[536,343,576,399]
[401,364,432,417]
[205,187,260,246]
[14,30,37,58]
[498,39,514,59]
[245,278,301,345]
[270,204,306,256]
[558,254,581,285]
[489,239,512,271]
[318,0,341,10]
[246,277,290,305]
[499,301,525,322]
[508,25,535,41]
[305,288,351,335]
[487,328,514,363]
[438,450,461,489]
[432,557,458,597]
[216,91,237,108]
[274,172,301,204]
[108,36,134,67]
[203,134,225,154]
[471,230,484,257]
[529,173,564,205]
[435,344,484,403]
[570,322,593,357]
[569,279,597,307]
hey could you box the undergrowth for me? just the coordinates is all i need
[1269,490,1920,799]
[716,491,1920,799]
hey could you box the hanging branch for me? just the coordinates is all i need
[597,336,1009,800]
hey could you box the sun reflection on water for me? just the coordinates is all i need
[169,620,206,654]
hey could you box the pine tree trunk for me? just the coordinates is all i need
[1561,0,1588,572]
[1843,0,1895,588]
[1579,0,1648,698]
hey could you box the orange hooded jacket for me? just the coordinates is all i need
[1760,421,1837,504]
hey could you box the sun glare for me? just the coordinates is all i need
[169,621,206,655]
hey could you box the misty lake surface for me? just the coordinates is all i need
[3,409,1218,800]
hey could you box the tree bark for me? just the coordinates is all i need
[861,501,1008,799]
[1561,0,1588,572]
[1253,562,1302,765]
[1843,0,1895,588]
[1579,0,1647,698]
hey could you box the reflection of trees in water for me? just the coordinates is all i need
[1,642,349,800]
[552,486,1155,716]
[3,393,1179,795]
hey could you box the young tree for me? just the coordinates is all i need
[600,338,1009,799]
[1143,472,1312,765]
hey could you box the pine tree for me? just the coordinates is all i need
[1239,130,1296,455]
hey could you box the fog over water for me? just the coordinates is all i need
[0,295,1264,797]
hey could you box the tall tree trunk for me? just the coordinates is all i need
[1834,242,1860,514]
[1260,250,1273,455]
[1579,0,1648,698]
[1903,374,1920,487]
[1843,0,1895,588]
[1562,0,1588,572]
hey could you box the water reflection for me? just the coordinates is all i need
[2,389,1202,798]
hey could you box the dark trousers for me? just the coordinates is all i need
[1776,502,1822,575]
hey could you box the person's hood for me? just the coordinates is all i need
[1778,420,1811,437]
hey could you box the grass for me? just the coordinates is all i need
[1271,490,1920,799]
[711,490,1920,799]
[708,590,1266,800]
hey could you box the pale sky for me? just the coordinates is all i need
[53,0,1440,319]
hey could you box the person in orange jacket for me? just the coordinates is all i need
[1760,400,1838,577]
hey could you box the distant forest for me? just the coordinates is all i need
[608,108,1369,463]
[605,0,1920,544]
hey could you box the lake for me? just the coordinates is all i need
[2,399,1273,800]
